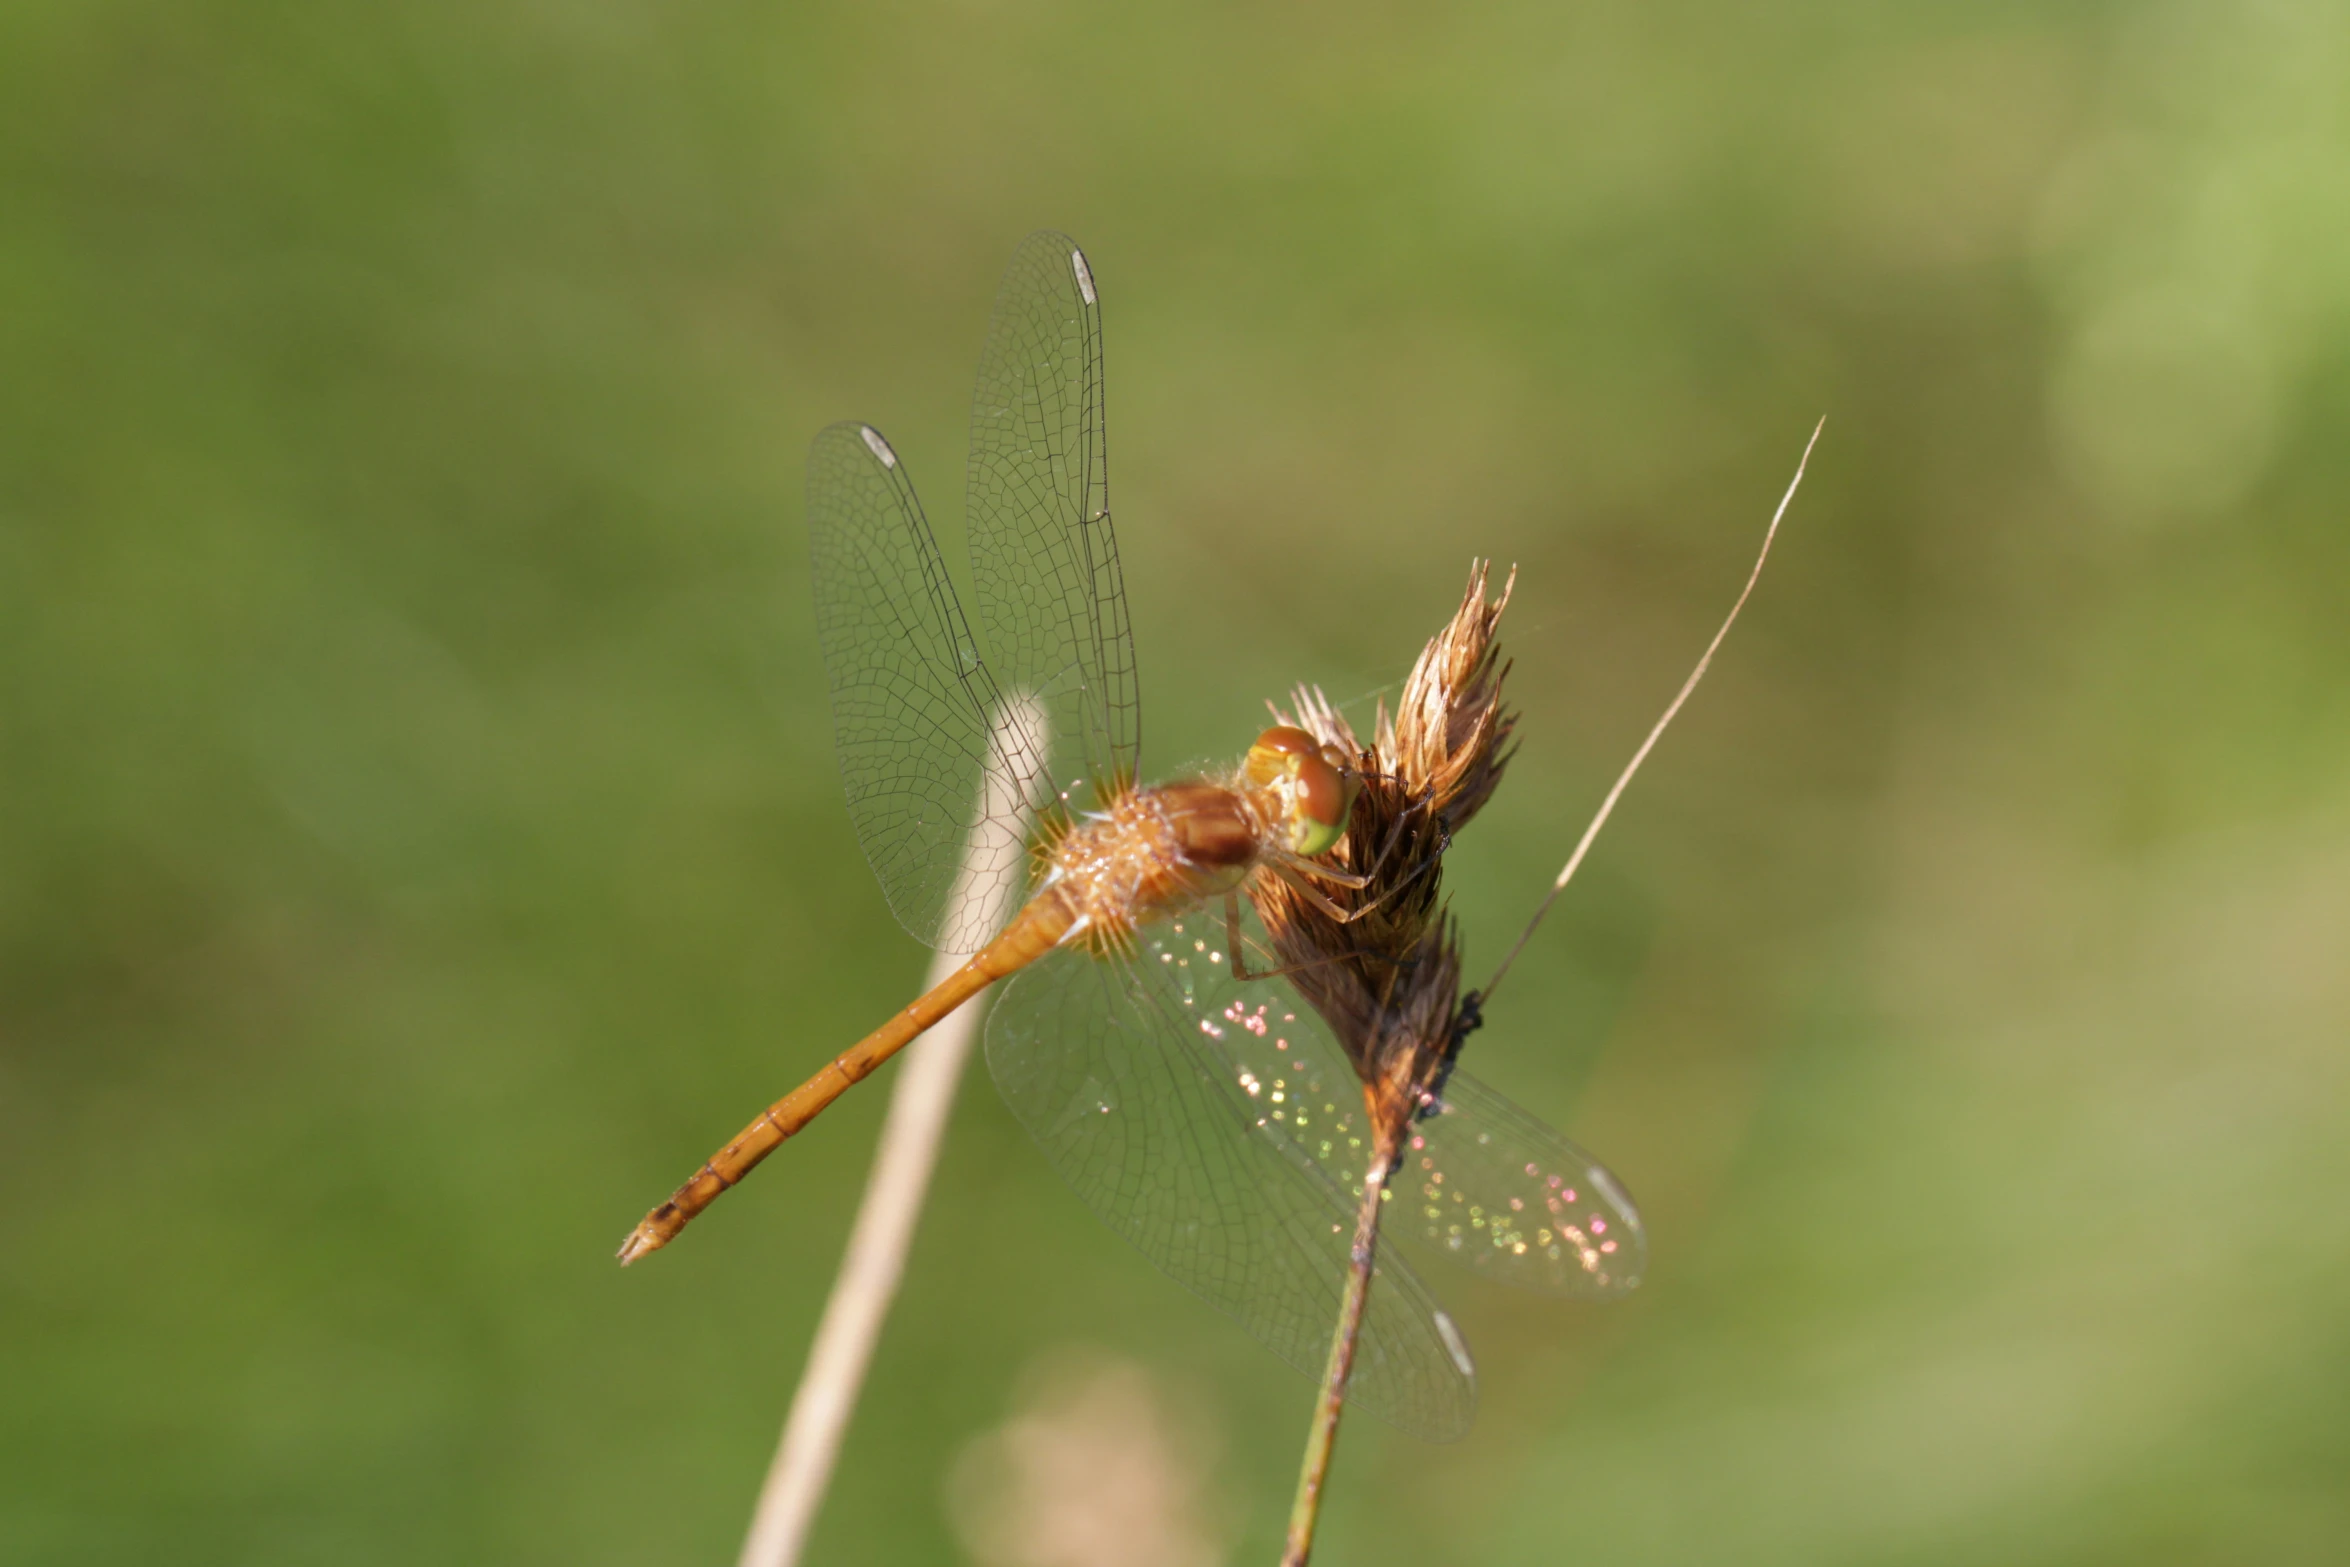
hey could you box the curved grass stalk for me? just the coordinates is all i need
[737,699,1040,1567]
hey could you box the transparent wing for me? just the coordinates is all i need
[806,421,1051,951]
[967,230,1140,807]
[986,917,1478,1443]
[1403,1072,1646,1295]
[1163,907,1647,1298]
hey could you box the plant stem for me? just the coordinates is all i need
[1280,1125,1400,1567]
[737,700,1038,1567]
[733,944,990,1567]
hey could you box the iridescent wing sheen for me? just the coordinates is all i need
[1401,1071,1647,1296]
[1150,910,1647,1299]
[806,420,1052,952]
[966,230,1139,808]
[986,915,1479,1443]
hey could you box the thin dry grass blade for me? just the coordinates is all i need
[1479,417,1821,1007]
[737,698,1040,1567]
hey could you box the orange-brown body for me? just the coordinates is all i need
[616,761,1327,1264]
[1038,779,1270,951]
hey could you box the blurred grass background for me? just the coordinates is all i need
[6,1,2349,1563]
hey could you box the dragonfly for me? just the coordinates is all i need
[617,231,1645,1441]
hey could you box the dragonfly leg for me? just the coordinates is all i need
[1224,889,1255,973]
[1286,858,1373,891]
[1283,779,1447,894]
[1225,888,1390,982]
[1265,841,1446,927]
[1265,858,1370,924]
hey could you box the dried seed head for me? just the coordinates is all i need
[1249,427,1810,1225]
[1248,562,1516,1138]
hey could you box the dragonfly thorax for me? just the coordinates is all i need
[1036,777,1282,951]
[1036,730,1357,951]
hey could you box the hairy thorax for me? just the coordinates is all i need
[1037,777,1273,952]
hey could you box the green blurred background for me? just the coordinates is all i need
[7,2,2348,1562]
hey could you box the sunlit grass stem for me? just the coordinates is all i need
[737,700,1040,1567]
[1280,1124,1400,1567]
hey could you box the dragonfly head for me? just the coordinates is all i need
[1244,725,1360,857]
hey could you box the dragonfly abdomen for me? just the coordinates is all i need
[622,765,1302,1262]
[616,896,1073,1264]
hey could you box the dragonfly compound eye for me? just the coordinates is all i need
[1244,724,1318,789]
[1287,752,1356,856]
[1244,726,1356,855]
[1245,724,1315,776]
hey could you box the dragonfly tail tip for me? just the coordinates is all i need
[615,1220,668,1267]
